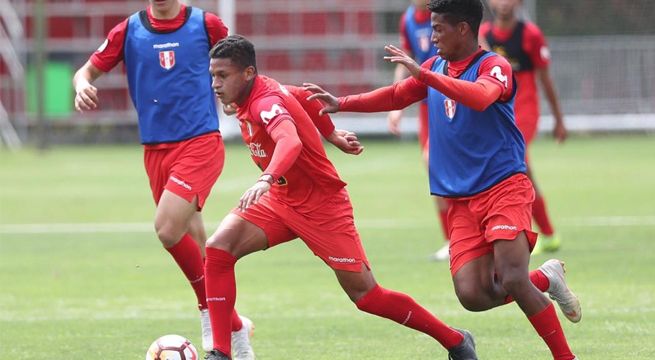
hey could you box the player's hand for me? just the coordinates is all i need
[302,83,339,115]
[384,45,421,79]
[327,129,364,155]
[387,110,403,136]
[238,179,271,211]
[74,82,99,112]
[553,118,567,143]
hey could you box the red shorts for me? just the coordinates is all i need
[144,132,224,211]
[447,173,538,276]
[418,102,429,154]
[233,188,370,272]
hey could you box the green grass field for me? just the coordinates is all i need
[1,135,654,359]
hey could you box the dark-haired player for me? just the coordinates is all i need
[305,1,580,358]
[203,34,477,360]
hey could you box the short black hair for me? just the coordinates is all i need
[209,34,257,70]
[428,0,484,36]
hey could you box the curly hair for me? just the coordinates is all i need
[428,0,484,36]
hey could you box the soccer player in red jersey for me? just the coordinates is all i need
[203,35,477,360]
[479,0,567,254]
[391,0,452,262]
[71,0,254,356]
[305,1,581,359]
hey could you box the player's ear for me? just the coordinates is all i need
[244,66,256,81]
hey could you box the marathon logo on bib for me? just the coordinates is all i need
[159,50,176,70]
[444,98,457,120]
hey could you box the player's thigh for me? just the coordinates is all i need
[206,213,270,258]
[289,189,369,273]
[448,199,491,276]
[492,232,532,279]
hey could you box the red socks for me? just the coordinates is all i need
[355,285,463,350]
[166,234,207,310]
[205,247,238,355]
[528,303,575,360]
[505,269,550,304]
[533,195,555,236]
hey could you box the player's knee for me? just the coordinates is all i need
[455,284,489,311]
[498,270,529,295]
[155,222,184,248]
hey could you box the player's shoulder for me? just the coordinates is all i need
[522,21,545,39]
[484,51,512,68]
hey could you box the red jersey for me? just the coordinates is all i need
[479,21,549,123]
[235,76,346,207]
[90,4,228,72]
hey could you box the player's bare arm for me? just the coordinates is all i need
[537,67,567,143]
[387,52,413,136]
[72,61,104,112]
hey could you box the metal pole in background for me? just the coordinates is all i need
[219,0,236,34]
[34,0,48,150]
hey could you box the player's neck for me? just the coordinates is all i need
[235,78,257,107]
[150,2,182,20]
[449,42,480,62]
[494,16,518,30]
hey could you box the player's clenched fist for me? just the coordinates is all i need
[74,82,99,112]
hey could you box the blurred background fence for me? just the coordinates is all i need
[0,0,653,147]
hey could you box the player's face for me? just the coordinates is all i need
[431,13,466,61]
[489,0,521,21]
[209,58,256,106]
[149,0,178,14]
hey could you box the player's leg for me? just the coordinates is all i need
[494,234,576,360]
[528,162,560,254]
[205,194,295,359]
[518,117,559,254]
[293,189,476,358]
[334,266,476,358]
[204,214,268,359]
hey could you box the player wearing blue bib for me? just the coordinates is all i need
[305,1,581,358]
[72,1,255,356]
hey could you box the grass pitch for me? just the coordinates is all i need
[1,135,654,359]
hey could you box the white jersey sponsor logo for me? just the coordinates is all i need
[259,104,286,125]
[170,175,191,190]
[328,256,356,263]
[153,42,180,49]
[248,142,267,158]
[491,224,518,231]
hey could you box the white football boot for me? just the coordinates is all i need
[430,243,450,262]
[538,259,582,323]
[232,316,255,360]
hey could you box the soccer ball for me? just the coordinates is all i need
[145,334,198,360]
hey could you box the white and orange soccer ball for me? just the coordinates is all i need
[145,334,198,360]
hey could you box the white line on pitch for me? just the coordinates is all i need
[1,215,655,234]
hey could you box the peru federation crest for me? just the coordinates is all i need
[159,50,176,70]
[444,98,457,120]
